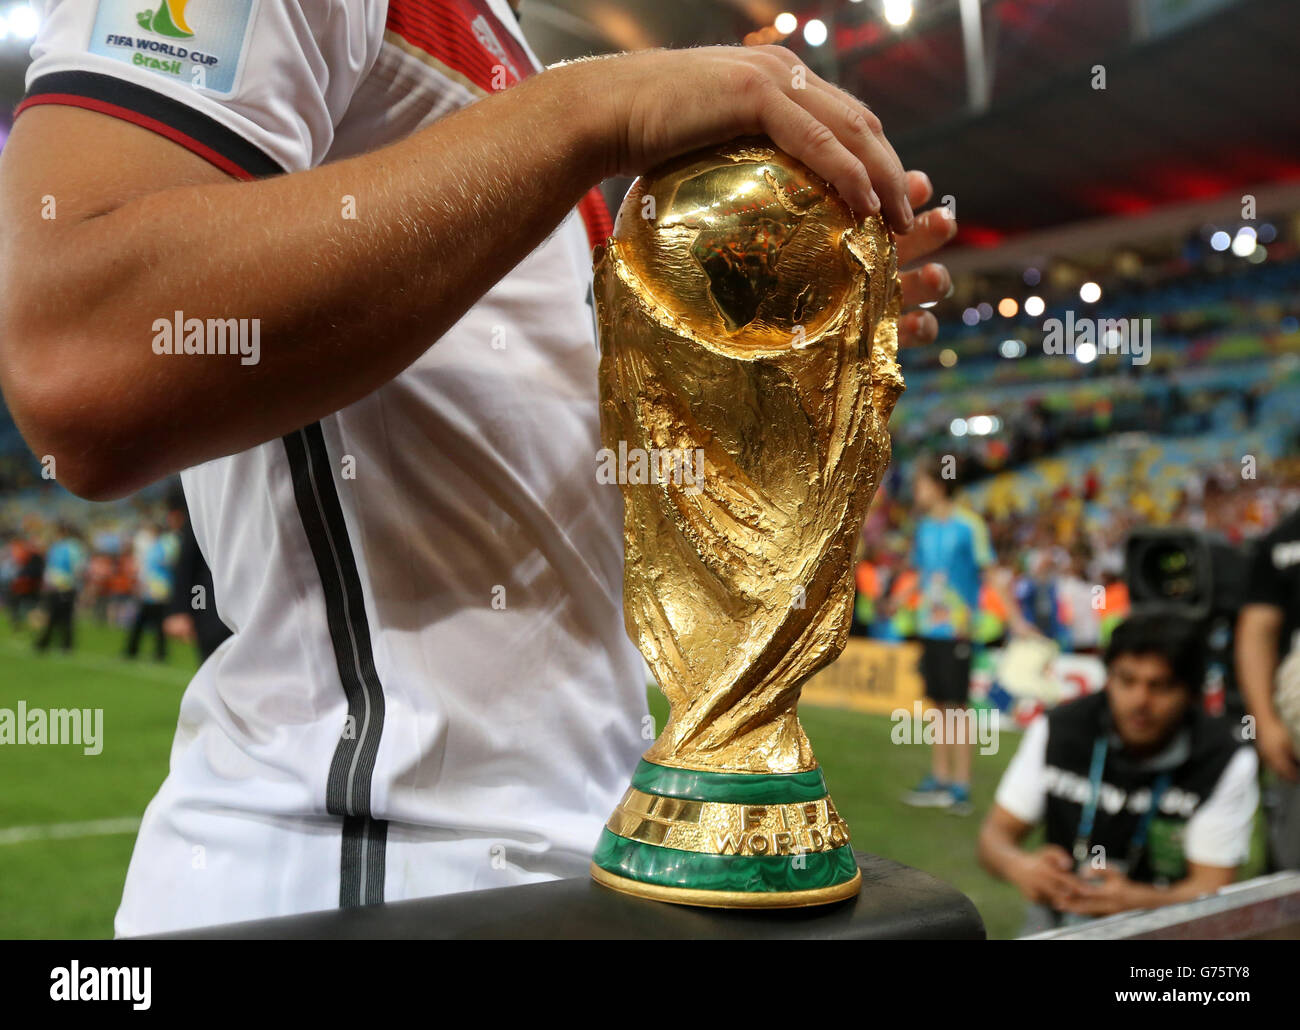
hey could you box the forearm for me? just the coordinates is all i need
[1236,614,1280,721]
[0,64,605,498]
[977,824,1027,883]
[1121,872,1229,910]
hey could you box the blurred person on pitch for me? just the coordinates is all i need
[4,530,44,629]
[979,615,1258,934]
[122,511,181,663]
[0,3,956,934]
[160,485,231,664]
[900,455,1035,815]
[1236,506,1300,869]
[33,521,87,654]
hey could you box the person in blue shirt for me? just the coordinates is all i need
[34,522,87,653]
[900,456,1034,814]
[124,513,182,662]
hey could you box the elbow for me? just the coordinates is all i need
[48,453,143,505]
[1,328,152,502]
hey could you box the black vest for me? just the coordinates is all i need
[1043,691,1244,883]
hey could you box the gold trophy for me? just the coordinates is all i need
[590,138,904,907]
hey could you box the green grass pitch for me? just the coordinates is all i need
[8,615,1260,939]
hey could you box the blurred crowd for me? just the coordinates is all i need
[0,487,224,661]
[853,460,1300,653]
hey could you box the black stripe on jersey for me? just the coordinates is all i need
[22,71,284,179]
[283,423,388,908]
[342,816,390,909]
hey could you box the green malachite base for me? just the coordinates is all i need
[629,758,829,803]
[591,760,861,908]
[593,828,858,891]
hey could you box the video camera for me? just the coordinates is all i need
[1124,528,1249,716]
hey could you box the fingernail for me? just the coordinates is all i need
[867,189,881,212]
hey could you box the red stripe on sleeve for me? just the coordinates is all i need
[14,93,256,181]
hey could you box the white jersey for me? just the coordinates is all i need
[23,0,648,936]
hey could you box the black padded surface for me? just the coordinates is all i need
[147,852,985,940]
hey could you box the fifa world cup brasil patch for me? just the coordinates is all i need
[90,0,257,97]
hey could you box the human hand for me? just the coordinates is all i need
[578,45,913,230]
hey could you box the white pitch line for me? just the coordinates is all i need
[0,817,141,846]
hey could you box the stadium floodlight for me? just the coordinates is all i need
[977,301,993,320]
[939,347,958,367]
[774,12,798,34]
[803,18,827,46]
[1000,338,1024,358]
[998,297,1018,317]
[1231,228,1257,257]
[884,0,915,26]
[1075,341,1098,363]
[950,417,969,437]
[6,3,38,40]
[1079,281,1101,303]
[962,306,980,326]
[1024,295,1045,317]
[1210,230,1231,251]
[969,415,994,436]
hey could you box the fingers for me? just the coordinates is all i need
[807,91,911,230]
[1044,881,1084,911]
[1042,846,1076,870]
[898,309,938,348]
[897,206,957,266]
[1047,872,1089,910]
[741,47,911,230]
[1059,884,1123,916]
[900,262,951,310]
[906,170,933,210]
[754,92,880,221]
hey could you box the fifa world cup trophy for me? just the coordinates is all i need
[590,138,905,907]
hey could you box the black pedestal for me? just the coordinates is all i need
[149,852,985,940]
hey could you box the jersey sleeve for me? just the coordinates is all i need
[994,715,1049,825]
[19,0,387,177]
[1182,746,1259,868]
[1243,532,1290,610]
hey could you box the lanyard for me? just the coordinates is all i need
[1072,736,1173,869]
[1127,772,1173,870]
[1072,737,1109,865]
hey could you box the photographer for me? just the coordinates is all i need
[979,614,1257,933]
